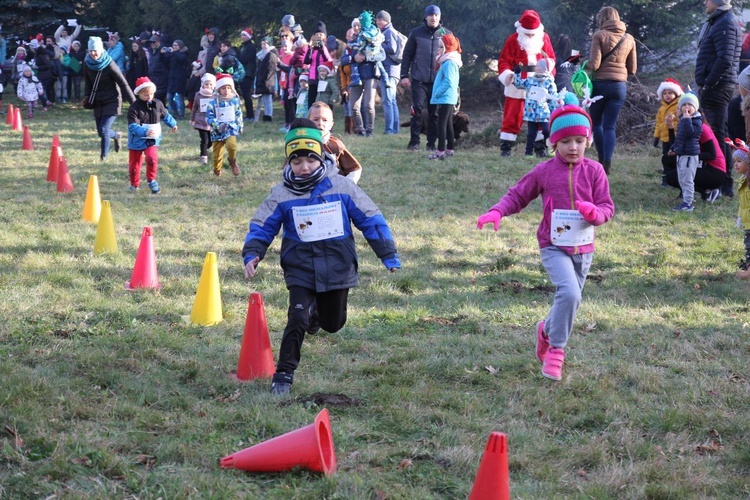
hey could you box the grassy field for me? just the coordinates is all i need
[1,95,749,499]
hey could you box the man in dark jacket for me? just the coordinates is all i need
[148,35,169,104]
[695,0,741,197]
[238,28,257,122]
[400,4,450,151]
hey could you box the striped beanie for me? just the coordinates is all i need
[285,120,324,163]
[549,95,592,144]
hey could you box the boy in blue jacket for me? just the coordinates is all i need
[242,119,401,395]
[127,77,178,193]
[670,92,703,212]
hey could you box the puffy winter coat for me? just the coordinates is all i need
[695,8,741,90]
[127,98,177,150]
[400,21,451,84]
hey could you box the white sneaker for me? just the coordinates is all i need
[200,155,208,165]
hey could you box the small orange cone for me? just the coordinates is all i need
[22,126,34,150]
[233,292,275,381]
[56,155,74,193]
[13,108,23,131]
[125,226,162,290]
[6,104,14,125]
[220,408,337,475]
[82,175,101,223]
[469,432,510,500]
[52,135,61,148]
[47,145,61,182]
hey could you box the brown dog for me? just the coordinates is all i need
[401,110,471,141]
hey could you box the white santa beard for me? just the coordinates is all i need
[517,31,544,61]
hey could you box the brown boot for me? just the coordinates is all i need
[229,158,241,176]
[736,267,750,279]
[344,116,353,134]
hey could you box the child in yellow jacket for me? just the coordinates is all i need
[653,78,683,186]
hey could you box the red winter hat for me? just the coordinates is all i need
[656,78,684,100]
[133,77,156,95]
[517,10,542,31]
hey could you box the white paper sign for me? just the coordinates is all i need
[145,123,162,137]
[67,19,78,27]
[527,86,548,101]
[317,80,328,92]
[199,98,211,113]
[292,201,345,242]
[217,105,235,122]
[550,209,594,246]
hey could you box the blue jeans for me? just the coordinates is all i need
[540,246,593,349]
[381,77,400,134]
[95,114,118,159]
[588,80,627,163]
[166,92,184,119]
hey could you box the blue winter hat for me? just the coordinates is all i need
[678,91,700,110]
[88,36,104,52]
[425,5,441,17]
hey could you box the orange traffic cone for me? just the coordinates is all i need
[232,292,275,381]
[47,144,61,182]
[82,175,101,223]
[13,108,23,131]
[220,408,337,475]
[22,126,34,150]
[56,155,74,193]
[6,104,14,125]
[469,432,510,500]
[52,135,60,148]
[125,226,162,290]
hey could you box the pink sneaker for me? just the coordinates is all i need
[535,321,549,363]
[542,348,565,381]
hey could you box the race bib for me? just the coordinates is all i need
[145,123,162,137]
[199,98,211,113]
[527,86,548,102]
[317,80,328,92]
[550,209,594,246]
[292,201,345,242]
[217,105,235,123]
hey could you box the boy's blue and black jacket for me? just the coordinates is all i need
[672,114,703,156]
[127,98,177,150]
[242,158,401,292]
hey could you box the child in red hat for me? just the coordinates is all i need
[127,76,178,193]
[653,78,684,186]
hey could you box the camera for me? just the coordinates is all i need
[313,40,323,48]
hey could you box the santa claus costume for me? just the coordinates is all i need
[497,10,556,156]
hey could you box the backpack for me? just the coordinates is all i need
[389,28,408,64]
[570,59,592,99]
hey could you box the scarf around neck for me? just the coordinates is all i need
[85,50,113,71]
[282,162,328,195]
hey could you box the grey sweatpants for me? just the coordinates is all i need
[677,155,699,205]
[540,246,593,349]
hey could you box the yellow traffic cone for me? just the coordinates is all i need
[190,252,223,325]
[82,175,102,223]
[93,200,118,254]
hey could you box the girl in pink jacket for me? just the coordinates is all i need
[477,95,615,381]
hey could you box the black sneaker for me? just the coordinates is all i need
[113,132,122,153]
[407,143,419,151]
[270,372,293,396]
[307,302,320,335]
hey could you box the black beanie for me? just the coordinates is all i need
[315,21,327,37]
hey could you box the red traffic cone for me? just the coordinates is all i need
[220,408,337,475]
[6,104,14,125]
[22,126,34,150]
[13,108,23,131]
[56,155,74,193]
[469,432,510,500]
[52,135,61,148]
[125,226,162,290]
[232,292,275,381]
[47,145,61,182]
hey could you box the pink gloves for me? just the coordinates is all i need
[477,210,502,231]
[575,200,599,223]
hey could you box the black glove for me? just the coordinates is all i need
[513,64,522,75]
[653,137,660,148]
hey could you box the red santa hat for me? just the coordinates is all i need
[133,77,156,95]
[317,61,334,76]
[515,10,543,34]
[656,78,684,100]
[215,73,235,92]
[241,28,253,39]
